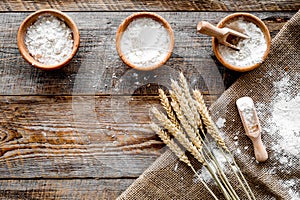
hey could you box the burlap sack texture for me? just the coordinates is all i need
[119,11,300,200]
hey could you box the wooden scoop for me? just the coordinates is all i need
[236,97,268,162]
[197,21,249,51]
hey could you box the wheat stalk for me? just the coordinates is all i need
[152,106,234,198]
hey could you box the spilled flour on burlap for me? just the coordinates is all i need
[271,93,300,157]
[280,179,299,200]
[263,75,300,159]
[257,75,300,199]
[193,144,230,184]
[216,117,226,129]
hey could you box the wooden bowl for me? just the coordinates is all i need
[212,13,271,72]
[17,9,80,70]
[116,12,174,71]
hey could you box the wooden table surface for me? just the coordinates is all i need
[0,1,299,199]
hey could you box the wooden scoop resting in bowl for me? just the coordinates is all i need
[236,97,268,162]
[197,21,249,51]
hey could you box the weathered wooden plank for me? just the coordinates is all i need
[0,95,166,178]
[0,94,219,179]
[0,0,299,11]
[0,179,134,199]
[0,94,219,178]
[0,12,294,95]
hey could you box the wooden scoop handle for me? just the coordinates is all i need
[249,134,268,162]
[197,21,226,40]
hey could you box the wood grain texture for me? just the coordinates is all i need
[0,12,294,95]
[0,95,166,178]
[0,94,219,178]
[0,179,134,199]
[0,0,299,11]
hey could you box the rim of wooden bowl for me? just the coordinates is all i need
[17,9,80,70]
[116,12,174,71]
[212,13,271,72]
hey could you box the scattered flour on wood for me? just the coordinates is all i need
[218,18,267,67]
[120,17,170,68]
[25,15,73,65]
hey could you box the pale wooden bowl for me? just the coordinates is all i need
[116,12,174,71]
[212,13,271,72]
[17,9,80,70]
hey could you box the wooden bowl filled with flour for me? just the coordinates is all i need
[116,12,174,71]
[17,9,80,70]
[212,13,271,72]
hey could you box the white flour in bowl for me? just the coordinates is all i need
[218,18,267,67]
[120,17,171,68]
[25,15,73,65]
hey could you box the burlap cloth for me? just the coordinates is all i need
[118,11,300,200]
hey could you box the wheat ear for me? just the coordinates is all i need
[150,123,191,165]
[158,88,180,128]
[193,90,228,152]
[179,72,205,133]
[171,80,200,135]
[151,107,205,164]
[169,91,203,152]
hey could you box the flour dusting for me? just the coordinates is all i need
[256,75,299,198]
[267,76,300,158]
[194,145,231,184]
[272,94,300,156]
[216,117,226,128]
[280,179,300,200]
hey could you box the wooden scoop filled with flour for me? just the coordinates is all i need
[236,97,268,162]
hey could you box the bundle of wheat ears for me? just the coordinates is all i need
[150,73,256,200]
